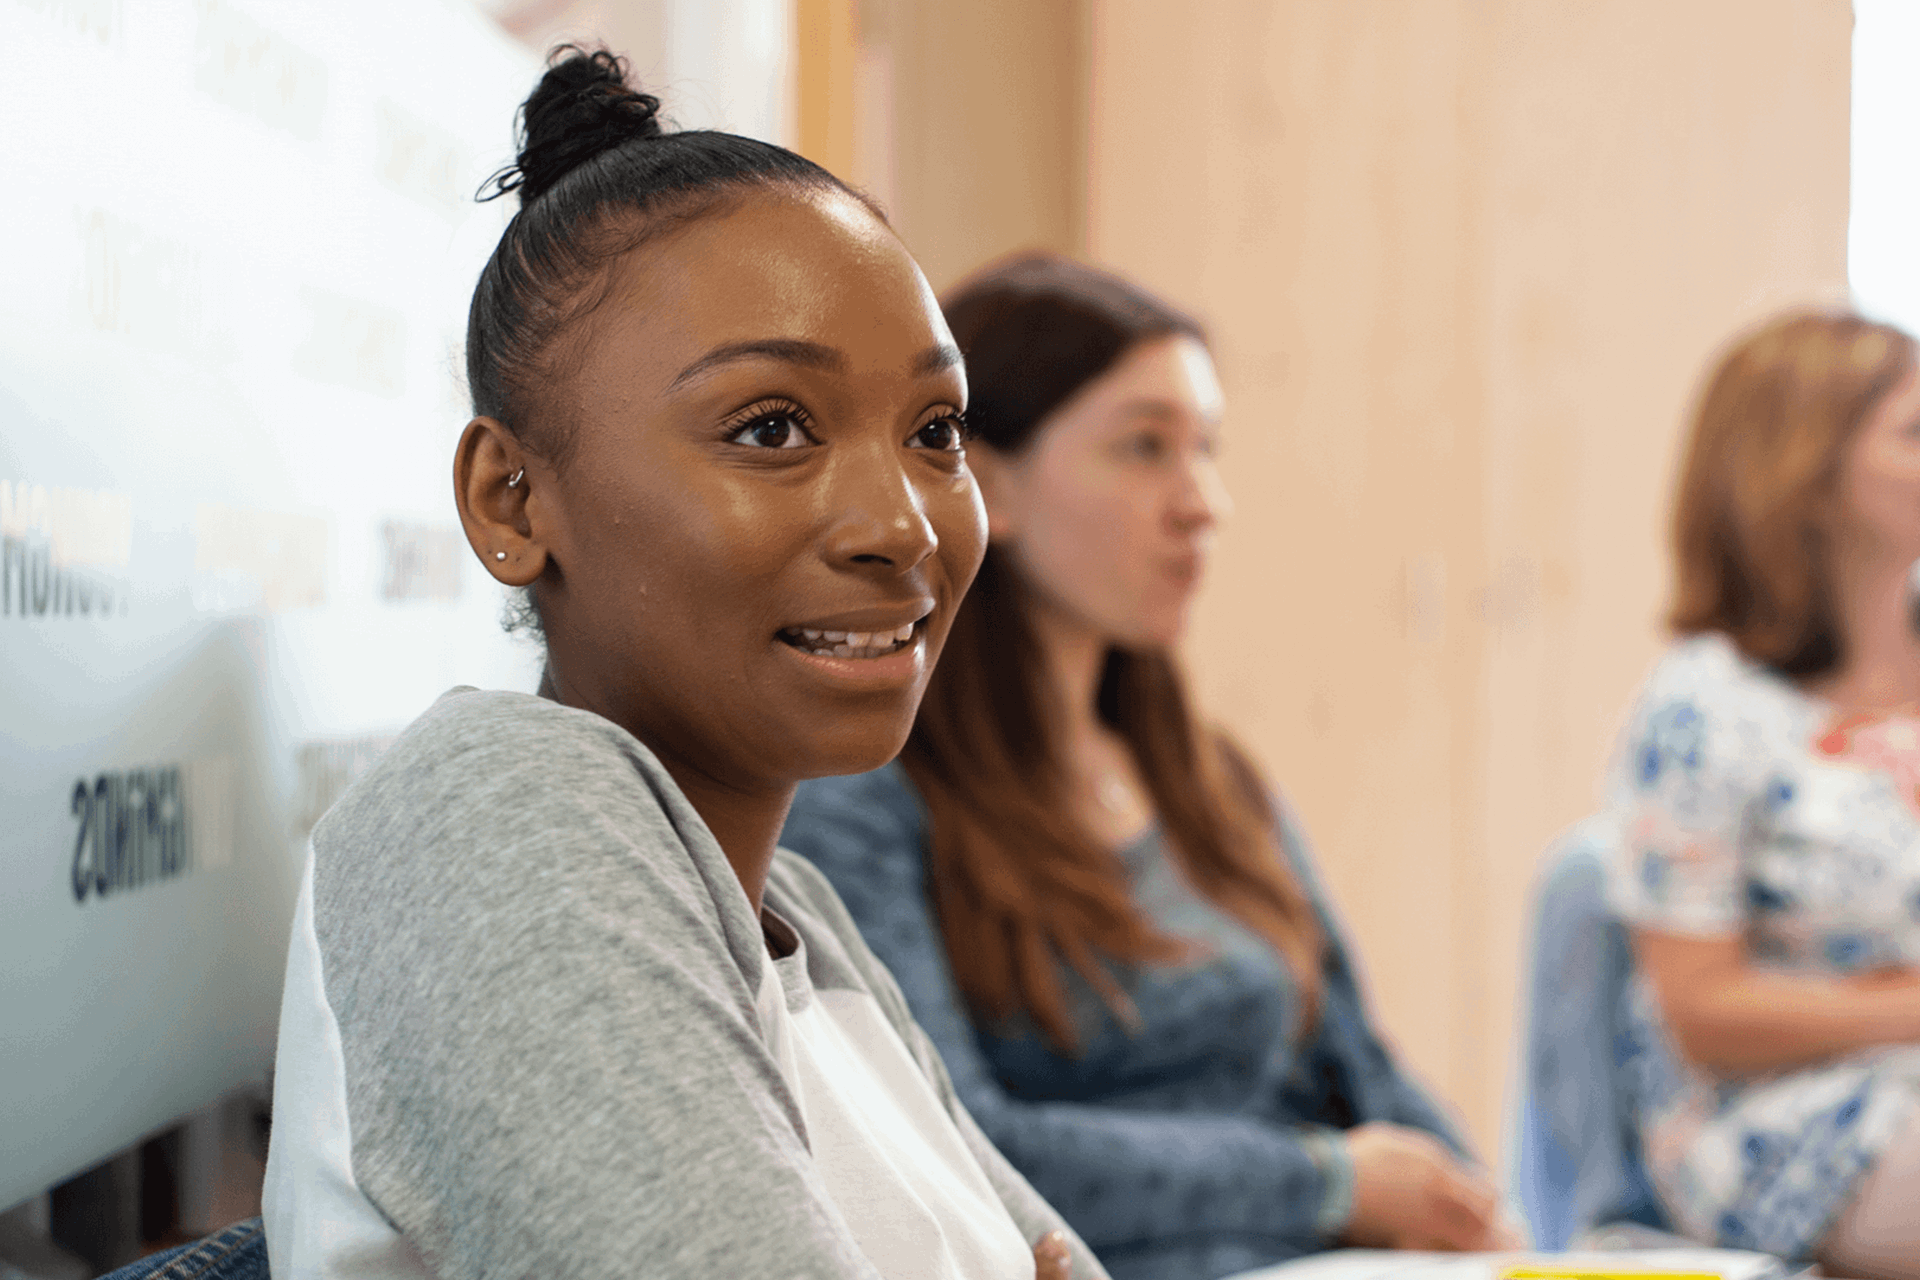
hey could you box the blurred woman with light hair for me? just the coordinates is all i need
[1607,311,1920,1277]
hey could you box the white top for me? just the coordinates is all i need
[756,926,1035,1280]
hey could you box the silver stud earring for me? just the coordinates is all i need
[506,467,524,489]
[495,551,507,561]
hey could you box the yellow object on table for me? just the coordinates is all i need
[1499,1269,1724,1280]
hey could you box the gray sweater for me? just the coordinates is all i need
[262,686,1103,1279]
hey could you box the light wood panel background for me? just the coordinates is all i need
[809,0,1853,1162]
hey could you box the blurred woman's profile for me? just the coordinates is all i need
[781,252,1513,1280]
[1605,310,1920,1278]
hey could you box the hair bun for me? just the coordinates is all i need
[481,46,663,205]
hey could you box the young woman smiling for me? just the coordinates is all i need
[781,255,1514,1280]
[260,50,1094,1280]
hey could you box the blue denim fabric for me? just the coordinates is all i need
[99,1218,267,1280]
[1513,820,1668,1247]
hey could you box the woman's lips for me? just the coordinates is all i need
[777,620,919,659]
[774,624,927,689]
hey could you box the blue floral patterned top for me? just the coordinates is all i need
[1605,632,1920,1258]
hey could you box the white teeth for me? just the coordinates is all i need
[783,620,920,657]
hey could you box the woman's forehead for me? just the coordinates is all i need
[602,190,936,354]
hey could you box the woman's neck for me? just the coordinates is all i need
[1810,543,1920,712]
[1027,600,1155,845]
[1030,602,1109,752]
[538,660,790,915]
[664,769,794,917]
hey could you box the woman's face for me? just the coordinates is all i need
[1838,364,1920,560]
[480,189,985,793]
[978,335,1230,649]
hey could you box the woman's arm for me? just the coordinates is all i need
[1603,644,1920,1077]
[782,773,1353,1255]
[294,695,885,1280]
[1633,928,1920,1075]
[1268,798,1473,1158]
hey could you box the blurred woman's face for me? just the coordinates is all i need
[979,335,1230,649]
[1838,364,1920,560]
[488,189,986,793]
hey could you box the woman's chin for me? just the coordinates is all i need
[792,721,916,782]
[1108,612,1189,653]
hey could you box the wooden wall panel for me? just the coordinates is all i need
[1084,0,1851,1158]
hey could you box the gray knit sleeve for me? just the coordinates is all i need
[307,689,883,1279]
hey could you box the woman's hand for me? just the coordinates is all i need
[1338,1122,1512,1250]
[1033,1230,1071,1280]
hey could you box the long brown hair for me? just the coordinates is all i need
[901,253,1323,1052]
[1670,310,1916,676]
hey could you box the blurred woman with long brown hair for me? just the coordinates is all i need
[780,253,1510,1280]
[1605,311,1920,1277]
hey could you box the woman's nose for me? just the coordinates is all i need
[822,448,938,571]
[1171,454,1232,532]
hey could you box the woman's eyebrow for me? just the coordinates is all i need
[915,343,964,375]
[1118,398,1222,425]
[668,338,845,390]
[1116,400,1181,421]
[667,339,965,391]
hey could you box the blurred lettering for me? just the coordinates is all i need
[193,0,327,141]
[14,0,121,44]
[0,479,132,619]
[375,97,466,217]
[70,766,189,903]
[292,736,393,838]
[75,208,211,355]
[192,504,327,613]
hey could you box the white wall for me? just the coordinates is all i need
[1851,0,1920,332]
[483,0,795,144]
[0,0,540,1210]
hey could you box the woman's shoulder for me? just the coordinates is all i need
[1619,631,1814,752]
[331,685,672,803]
[312,687,709,894]
[1637,631,1800,708]
[1604,633,1815,812]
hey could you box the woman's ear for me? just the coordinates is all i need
[453,417,550,586]
[968,443,1021,542]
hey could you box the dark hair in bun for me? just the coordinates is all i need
[482,47,666,206]
[467,45,860,460]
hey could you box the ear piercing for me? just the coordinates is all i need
[497,468,523,562]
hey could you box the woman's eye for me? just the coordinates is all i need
[909,416,968,452]
[1125,432,1168,461]
[728,413,812,450]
